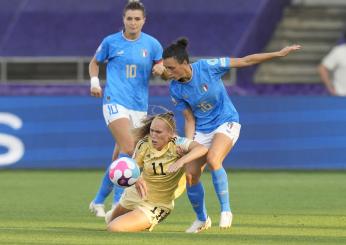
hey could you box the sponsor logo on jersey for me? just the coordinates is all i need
[116,50,124,55]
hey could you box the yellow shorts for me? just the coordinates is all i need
[119,186,172,231]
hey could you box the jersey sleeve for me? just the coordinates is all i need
[175,136,193,152]
[170,85,189,111]
[151,38,163,62]
[95,38,110,63]
[133,138,148,168]
[322,47,339,70]
[205,57,230,77]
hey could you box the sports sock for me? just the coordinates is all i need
[211,167,231,212]
[93,168,113,204]
[186,182,207,221]
[113,186,124,204]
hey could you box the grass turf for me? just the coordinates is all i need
[0,170,345,245]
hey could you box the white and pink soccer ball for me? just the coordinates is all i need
[109,157,140,187]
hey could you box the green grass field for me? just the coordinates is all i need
[0,170,345,245]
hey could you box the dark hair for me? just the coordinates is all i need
[163,38,190,64]
[123,1,146,17]
[133,112,176,142]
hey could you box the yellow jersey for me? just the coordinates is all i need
[133,135,192,205]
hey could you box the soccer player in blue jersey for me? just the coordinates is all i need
[88,1,165,217]
[163,38,301,232]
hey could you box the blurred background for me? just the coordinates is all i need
[1,0,346,170]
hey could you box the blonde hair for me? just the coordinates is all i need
[133,112,176,143]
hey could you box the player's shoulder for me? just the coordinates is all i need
[136,136,150,150]
[171,136,189,146]
[103,32,122,43]
[141,32,161,45]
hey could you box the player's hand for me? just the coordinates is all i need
[90,86,103,97]
[152,63,166,76]
[278,45,301,57]
[135,177,147,199]
[167,159,185,173]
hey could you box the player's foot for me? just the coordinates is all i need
[105,209,113,224]
[185,216,211,233]
[105,203,118,224]
[111,202,118,210]
[89,201,106,217]
[219,211,233,228]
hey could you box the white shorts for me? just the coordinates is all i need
[194,122,241,148]
[103,103,147,128]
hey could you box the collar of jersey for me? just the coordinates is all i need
[122,30,142,42]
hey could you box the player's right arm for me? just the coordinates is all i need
[183,108,195,140]
[230,45,301,68]
[89,56,103,98]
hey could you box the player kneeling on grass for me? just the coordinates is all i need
[105,112,208,232]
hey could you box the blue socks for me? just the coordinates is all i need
[113,186,124,204]
[93,168,113,204]
[186,182,207,221]
[211,167,231,212]
[93,153,130,204]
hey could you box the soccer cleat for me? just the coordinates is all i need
[185,216,211,233]
[219,211,233,229]
[105,209,113,224]
[89,202,106,217]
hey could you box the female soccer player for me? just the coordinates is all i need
[106,112,208,232]
[88,1,165,217]
[162,38,301,233]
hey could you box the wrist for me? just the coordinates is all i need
[90,76,100,88]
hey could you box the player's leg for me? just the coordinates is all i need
[107,209,151,232]
[208,122,241,228]
[111,144,124,208]
[105,203,131,224]
[185,156,211,233]
[90,105,134,217]
[89,142,118,217]
[111,109,147,210]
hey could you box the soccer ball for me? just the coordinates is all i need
[109,157,140,187]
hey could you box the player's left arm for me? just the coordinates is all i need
[230,45,301,68]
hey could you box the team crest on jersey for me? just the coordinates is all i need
[200,83,208,93]
[142,49,148,57]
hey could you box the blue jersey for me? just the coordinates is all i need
[95,31,162,111]
[170,58,239,133]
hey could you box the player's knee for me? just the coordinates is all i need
[206,151,222,170]
[119,144,135,156]
[107,223,125,232]
[186,172,200,186]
